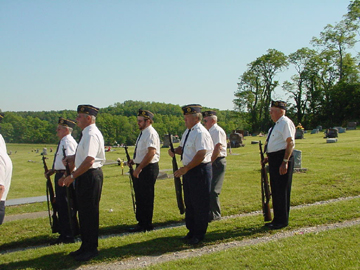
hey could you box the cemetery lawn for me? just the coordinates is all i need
[1,129,360,269]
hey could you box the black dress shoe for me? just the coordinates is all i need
[268,223,288,230]
[50,236,74,245]
[188,237,202,245]
[75,249,99,261]
[264,222,273,227]
[144,225,154,232]
[181,233,193,241]
[128,225,146,233]
[69,248,84,257]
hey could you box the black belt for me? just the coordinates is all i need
[54,170,66,173]
[216,156,225,160]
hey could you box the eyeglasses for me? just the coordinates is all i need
[203,120,208,123]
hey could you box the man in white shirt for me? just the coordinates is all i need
[262,100,295,230]
[169,104,213,245]
[45,117,78,244]
[0,147,12,225]
[0,113,7,153]
[202,111,227,222]
[62,104,105,261]
[128,109,160,233]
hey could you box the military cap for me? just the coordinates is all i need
[0,113,4,123]
[181,104,202,115]
[271,100,287,110]
[58,117,76,128]
[138,109,154,120]
[77,104,99,116]
[202,110,217,117]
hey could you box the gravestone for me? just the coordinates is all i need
[295,129,304,139]
[347,122,357,130]
[162,134,170,148]
[324,128,338,138]
[229,132,244,148]
[316,125,323,131]
[293,149,302,169]
[293,149,307,172]
[327,138,338,143]
[311,129,319,134]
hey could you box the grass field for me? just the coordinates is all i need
[1,129,360,269]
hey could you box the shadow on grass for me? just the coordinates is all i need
[1,223,272,270]
[0,219,182,252]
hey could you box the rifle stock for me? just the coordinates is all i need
[168,134,185,215]
[259,141,272,222]
[42,156,59,233]
[124,145,136,214]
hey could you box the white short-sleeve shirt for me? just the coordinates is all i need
[209,123,227,157]
[53,134,78,170]
[267,115,295,153]
[75,124,105,169]
[0,134,7,153]
[0,148,12,201]
[180,122,213,166]
[133,125,160,164]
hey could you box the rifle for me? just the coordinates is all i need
[168,134,185,215]
[62,147,79,238]
[124,145,136,214]
[259,141,272,222]
[42,156,59,233]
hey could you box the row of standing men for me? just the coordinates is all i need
[45,103,227,261]
[0,100,295,262]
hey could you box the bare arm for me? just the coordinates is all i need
[174,149,206,177]
[279,137,294,175]
[133,147,156,178]
[0,185,4,200]
[211,143,222,163]
[62,156,95,187]
[168,146,183,157]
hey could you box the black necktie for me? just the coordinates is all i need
[264,123,276,153]
[52,141,60,170]
[181,129,191,160]
[133,132,142,159]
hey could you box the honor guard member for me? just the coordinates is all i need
[45,117,78,244]
[0,147,12,225]
[62,105,105,261]
[128,109,160,232]
[169,104,213,245]
[0,113,7,153]
[262,100,295,229]
[202,111,227,222]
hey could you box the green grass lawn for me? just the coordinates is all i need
[1,129,360,269]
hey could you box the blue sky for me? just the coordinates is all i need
[0,0,354,112]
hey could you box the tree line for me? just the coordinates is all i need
[234,0,360,132]
[0,100,242,145]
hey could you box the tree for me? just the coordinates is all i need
[234,49,288,132]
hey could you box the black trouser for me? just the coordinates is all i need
[54,172,78,238]
[183,162,212,239]
[268,150,294,225]
[75,168,103,251]
[133,162,159,228]
[0,200,5,225]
